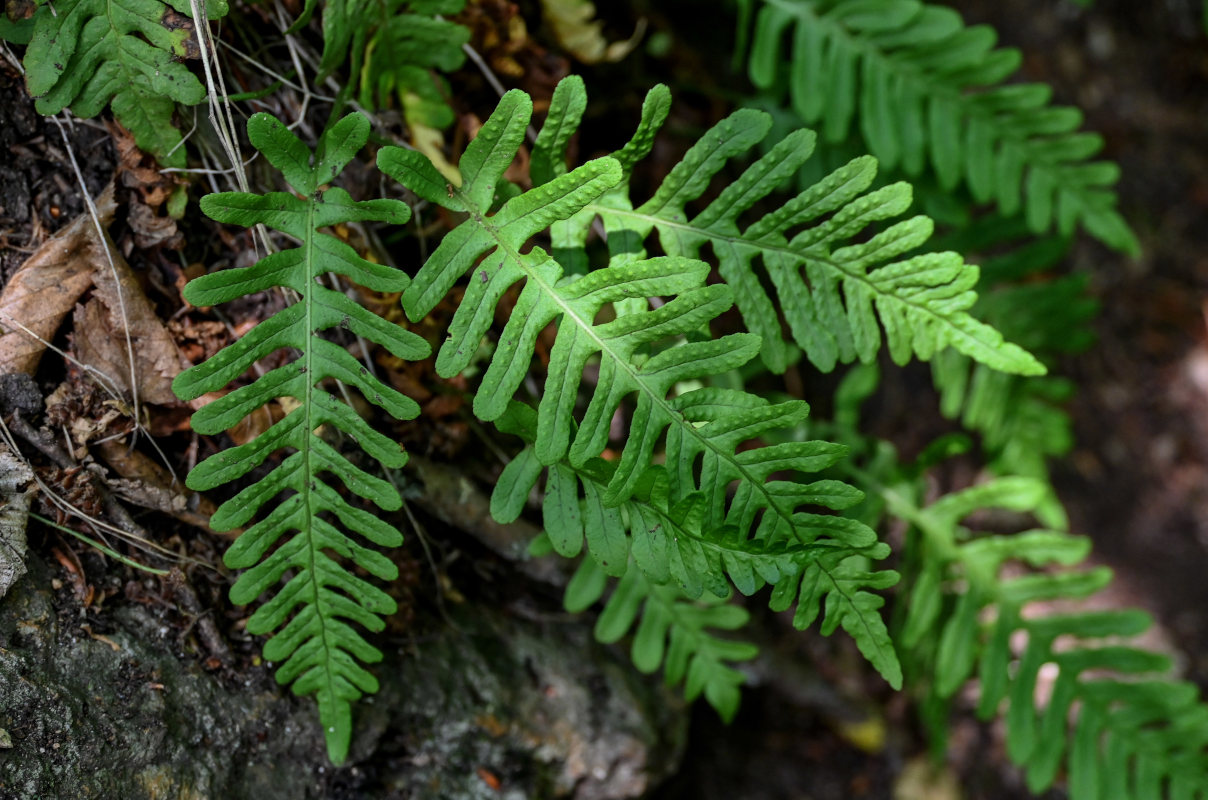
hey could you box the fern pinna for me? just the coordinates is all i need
[5,0,227,168]
[536,77,1046,376]
[740,0,1138,255]
[172,112,428,764]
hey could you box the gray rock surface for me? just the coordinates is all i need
[0,558,685,799]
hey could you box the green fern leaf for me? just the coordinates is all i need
[534,77,1044,376]
[316,0,468,128]
[380,86,903,689]
[21,0,226,168]
[881,473,1208,797]
[744,0,1138,254]
[172,112,429,765]
[568,556,758,721]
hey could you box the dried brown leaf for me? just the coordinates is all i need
[127,200,181,250]
[539,0,644,64]
[0,186,116,375]
[78,235,186,405]
[93,438,224,535]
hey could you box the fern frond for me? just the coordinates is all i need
[566,557,759,721]
[536,77,1045,375]
[316,0,468,127]
[19,0,226,167]
[379,87,902,688]
[172,112,429,764]
[743,0,1138,254]
[488,396,903,700]
[884,473,1208,796]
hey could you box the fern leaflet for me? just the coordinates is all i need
[172,112,429,764]
[536,77,1045,375]
[378,81,903,691]
[742,0,1138,254]
[17,0,226,168]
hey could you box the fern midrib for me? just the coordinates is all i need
[301,196,341,714]
[763,0,1090,180]
[587,202,1012,353]
[465,204,801,551]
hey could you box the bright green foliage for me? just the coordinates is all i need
[741,0,1139,255]
[13,0,226,168]
[313,0,468,127]
[845,434,1208,797]
[491,399,901,706]
[537,77,1046,376]
[172,112,429,764]
[379,82,905,705]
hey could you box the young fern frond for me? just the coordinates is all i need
[536,77,1046,376]
[741,0,1139,254]
[378,82,904,691]
[12,0,226,167]
[172,112,429,765]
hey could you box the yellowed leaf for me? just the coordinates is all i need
[539,0,644,64]
[894,756,962,800]
[408,115,463,186]
[836,715,887,754]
